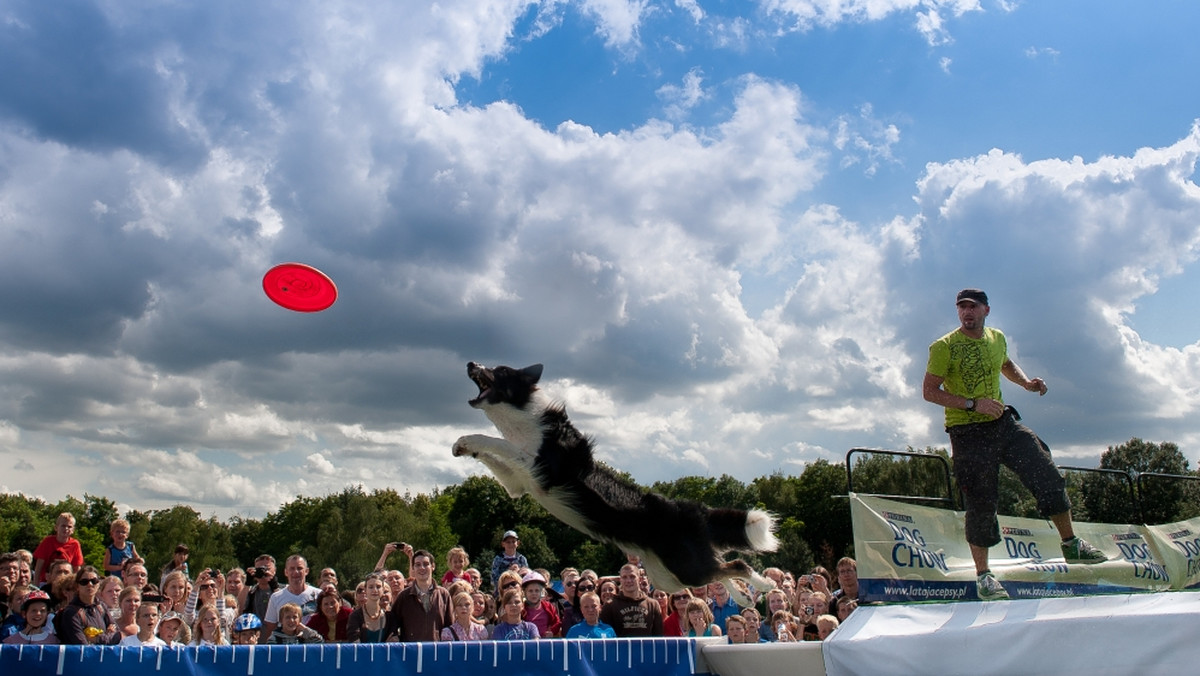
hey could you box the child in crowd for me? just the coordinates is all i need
[441,591,489,641]
[119,602,167,647]
[491,589,539,641]
[816,614,840,640]
[441,547,470,587]
[190,604,227,646]
[724,614,749,644]
[232,614,262,645]
[160,545,189,587]
[157,612,187,645]
[103,519,139,578]
[741,607,763,642]
[268,603,323,644]
[770,609,797,642]
[684,597,722,637]
[564,591,615,639]
[2,590,57,645]
[32,513,83,585]
[519,572,560,637]
[837,597,858,622]
[1,584,31,639]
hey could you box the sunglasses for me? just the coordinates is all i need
[502,582,519,589]
[576,585,596,592]
[78,578,101,586]
[199,584,218,590]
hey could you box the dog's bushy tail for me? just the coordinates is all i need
[745,509,779,553]
[707,507,779,553]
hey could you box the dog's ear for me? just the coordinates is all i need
[520,364,544,384]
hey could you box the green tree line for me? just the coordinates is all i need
[3,438,1196,589]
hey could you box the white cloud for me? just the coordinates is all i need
[2,0,1199,520]
[304,452,337,476]
[761,0,983,45]
[833,103,902,176]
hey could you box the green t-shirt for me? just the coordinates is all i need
[926,326,1008,428]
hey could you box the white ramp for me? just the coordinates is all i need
[821,592,1200,676]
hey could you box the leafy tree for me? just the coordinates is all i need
[762,516,815,574]
[1090,438,1192,524]
[447,475,542,570]
[568,540,625,576]
[81,494,119,535]
[0,493,52,553]
[143,505,203,576]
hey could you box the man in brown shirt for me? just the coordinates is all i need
[599,563,663,636]
[389,550,452,641]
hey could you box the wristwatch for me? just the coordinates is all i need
[964,399,976,411]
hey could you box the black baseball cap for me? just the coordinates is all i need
[956,289,988,306]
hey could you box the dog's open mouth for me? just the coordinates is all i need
[467,362,493,406]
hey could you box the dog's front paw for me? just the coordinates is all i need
[452,436,476,458]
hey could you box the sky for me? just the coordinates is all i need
[2,0,1200,520]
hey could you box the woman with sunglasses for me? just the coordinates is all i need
[185,569,234,639]
[54,566,117,644]
[564,579,596,627]
[661,589,694,637]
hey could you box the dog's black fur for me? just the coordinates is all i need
[452,362,777,593]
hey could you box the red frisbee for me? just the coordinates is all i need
[262,263,338,312]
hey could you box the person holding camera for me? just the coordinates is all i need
[261,555,321,642]
[241,555,278,621]
[185,568,234,639]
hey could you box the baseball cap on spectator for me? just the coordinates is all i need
[159,611,185,628]
[502,530,518,540]
[956,289,988,306]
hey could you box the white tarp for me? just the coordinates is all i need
[821,591,1200,676]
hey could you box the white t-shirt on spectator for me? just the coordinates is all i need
[264,584,321,624]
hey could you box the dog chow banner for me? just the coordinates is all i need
[850,493,1183,603]
[1141,516,1200,590]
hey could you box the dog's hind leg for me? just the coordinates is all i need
[717,559,777,606]
[452,434,535,498]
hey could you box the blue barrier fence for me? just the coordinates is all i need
[2,639,711,676]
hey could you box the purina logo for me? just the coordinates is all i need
[881,511,913,523]
[1111,533,1142,541]
[1001,527,1033,536]
[1167,528,1194,539]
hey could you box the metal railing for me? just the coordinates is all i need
[845,448,956,509]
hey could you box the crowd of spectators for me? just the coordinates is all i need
[0,515,859,647]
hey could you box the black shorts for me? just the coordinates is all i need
[947,407,1071,548]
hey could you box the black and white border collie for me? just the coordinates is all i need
[452,362,778,594]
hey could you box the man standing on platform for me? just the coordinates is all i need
[923,288,1106,601]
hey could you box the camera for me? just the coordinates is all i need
[804,605,814,615]
[248,566,269,579]
[143,593,165,603]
